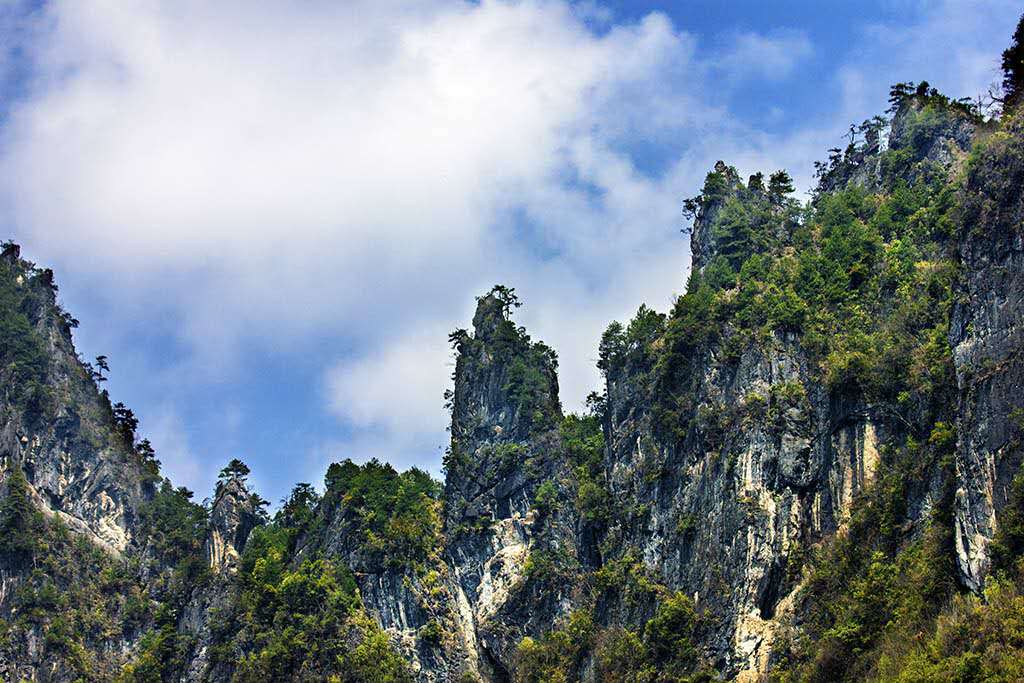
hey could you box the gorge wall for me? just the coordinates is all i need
[1,82,1023,682]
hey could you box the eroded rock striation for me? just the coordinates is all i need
[1,82,1024,682]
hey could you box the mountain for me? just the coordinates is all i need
[2,39,1024,683]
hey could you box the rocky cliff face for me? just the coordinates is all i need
[576,93,983,677]
[0,243,159,681]
[2,85,1024,682]
[0,243,151,556]
[204,478,261,574]
[442,290,582,679]
[949,112,1024,590]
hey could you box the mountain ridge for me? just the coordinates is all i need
[1,71,1023,682]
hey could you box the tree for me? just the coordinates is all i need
[136,438,157,462]
[90,355,109,384]
[324,460,360,495]
[768,170,795,201]
[218,458,251,484]
[447,327,469,351]
[682,195,701,221]
[484,284,521,317]
[278,482,319,531]
[1003,13,1024,111]
[0,464,43,563]
[112,402,139,445]
[748,172,765,193]
[888,82,915,110]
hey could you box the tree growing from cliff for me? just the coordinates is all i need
[0,464,43,564]
[748,172,765,193]
[112,402,139,445]
[484,284,521,317]
[95,354,109,379]
[1004,13,1024,111]
[218,458,251,487]
[768,170,795,201]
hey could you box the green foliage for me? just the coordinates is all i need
[276,482,321,549]
[514,610,595,683]
[874,577,1024,681]
[775,435,958,681]
[323,458,442,570]
[523,547,577,585]
[0,261,52,414]
[533,479,559,514]
[0,510,149,680]
[768,170,796,200]
[483,284,521,317]
[0,464,45,563]
[598,305,666,379]
[1004,13,1024,112]
[196,523,412,682]
[560,413,609,522]
[219,458,252,488]
[417,619,444,644]
[643,593,702,672]
[504,344,559,432]
[593,552,661,608]
[138,481,208,570]
[990,469,1024,577]
[515,595,713,683]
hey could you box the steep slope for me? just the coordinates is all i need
[0,243,154,554]
[0,242,163,680]
[1,78,1023,683]
[950,109,1024,591]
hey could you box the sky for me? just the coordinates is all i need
[0,0,1018,505]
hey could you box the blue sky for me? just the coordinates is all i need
[0,0,1018,505]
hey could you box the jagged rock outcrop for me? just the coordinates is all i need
[293,463,468,682]
[601,213,891,677]
[204,478,260,574]
[950,111,1024,590]
[0,243,151,556]
[0,244,160,682]
[2,80,1024,683]
[443,289,581,680]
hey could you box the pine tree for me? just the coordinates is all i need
[1003,13,1024,111]
[218,458,251,484]
[768,170,795,202]
[0,464,42,564]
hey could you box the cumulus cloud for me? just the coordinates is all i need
[326,325,453,440]
[0,0,715,481]
[717,30,813,81]
[0,0,1017,492]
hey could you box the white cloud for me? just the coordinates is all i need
[1,0,715,482]
[326,325,453,439]
[140,405,208,494]
[717,30,813,80]
[0,1,700,350]
[0,0,1017,491]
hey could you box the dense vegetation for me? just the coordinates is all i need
[525,75,1021,682]
[208,528,411,682]
[3,17,1024,683]
[0,477,152,680]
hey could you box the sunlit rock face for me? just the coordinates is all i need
[204,478,261,574]
[2,84,1024,683]
[949,113,1024,591]
[0,244,150,559]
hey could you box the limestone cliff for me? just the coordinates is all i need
[1,81,1024,683]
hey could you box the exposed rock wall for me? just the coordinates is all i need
[0,244,150,556]
[950,112,1024,590]
[1,91,1023,683]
